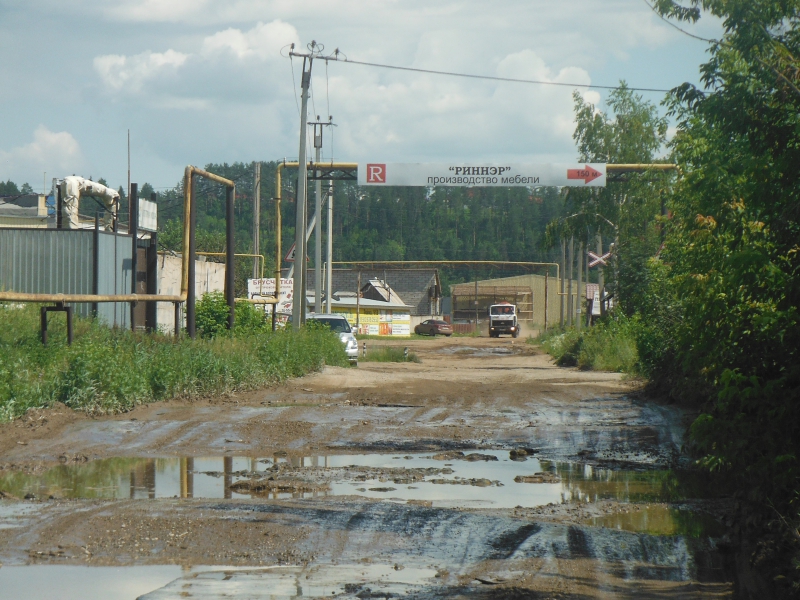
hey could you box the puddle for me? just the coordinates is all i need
[586,505,727,537]
[436,346,515,357]
[0,451,721,537]
[0,563,438,600]
[0,564,184,600]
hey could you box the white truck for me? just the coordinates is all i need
[488,302,519,338]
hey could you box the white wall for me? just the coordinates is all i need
[157,253,226,333]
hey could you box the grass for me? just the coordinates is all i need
[361,346,421,363]
[0,303,349,422]
[533,315,640,373]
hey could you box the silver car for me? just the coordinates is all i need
[306,313,359,365]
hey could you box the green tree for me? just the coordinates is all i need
[651,1,800,592]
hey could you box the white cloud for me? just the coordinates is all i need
[201,20,298,61]
[94,49,188,92]
[0,126,84,183]
[105,0,209,22]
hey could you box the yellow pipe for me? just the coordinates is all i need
[606,164,678,171]
[332,260,559,282]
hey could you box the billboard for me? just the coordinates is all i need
[358,163,606,188]
[248,278,293,314]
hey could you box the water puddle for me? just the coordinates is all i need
[0,451,721,538]
[0,563,438,600]
[436,346,515,357]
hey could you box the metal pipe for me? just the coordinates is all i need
[326,180,333,314]
[92,214,99,317]
[130,182,138,331]
[226,185,235,330]
[187,174,197,339]
[606,163,678,172]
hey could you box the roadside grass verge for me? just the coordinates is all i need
[533,315,640,373]
[0,303,349,422]
[362,346,421,363]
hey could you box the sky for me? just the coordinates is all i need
[0,0,723,192]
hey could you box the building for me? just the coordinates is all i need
[0,194,50,228]
[308,268,442,317]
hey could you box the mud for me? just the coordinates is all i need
[0,336,734,598]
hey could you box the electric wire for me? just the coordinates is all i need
[324,56,675,94]
[289,54,302,118]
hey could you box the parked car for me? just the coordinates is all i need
[414,319,453,336]
[306,313,359,364]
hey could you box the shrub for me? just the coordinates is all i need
[0,303,348,421]
[363,346,420,363]
[536,315,640,373]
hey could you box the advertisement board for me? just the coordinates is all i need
[358,163,606,188]
[248,278,293,314]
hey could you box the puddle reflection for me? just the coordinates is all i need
[0,451,717,536]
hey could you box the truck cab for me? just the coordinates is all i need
[488,302,519,338]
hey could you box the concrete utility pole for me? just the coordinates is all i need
[292,55,312,329]
[576,240,583,332]
[253,162,261,280]
[560,238,566,328]
[325,180,334,314]
[314,128,322,313]
[567,236,574,327]
[597,231,605,316]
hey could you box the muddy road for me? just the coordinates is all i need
[0,336,733,598]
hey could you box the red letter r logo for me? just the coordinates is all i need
[367,164,386,183]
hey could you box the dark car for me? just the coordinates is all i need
[414,319,453,336]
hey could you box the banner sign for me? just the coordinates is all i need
[248,278,293,314]
[358,163,606,187]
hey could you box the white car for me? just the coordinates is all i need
[306,313,359,365]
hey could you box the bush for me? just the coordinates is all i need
[195,291,270,338]
[537,315,640,373]
[363,346,420,363]
[0,303,348,421]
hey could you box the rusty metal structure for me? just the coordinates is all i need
[0,165,280,343]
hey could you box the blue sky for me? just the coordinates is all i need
[0,0,722,192]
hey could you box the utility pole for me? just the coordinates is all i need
[289,41,327,328]
[314,125,322,314]
[326,180,334,314]
[292,52,312,328]
[597,231,605,316]
[567,236,574,327]
[309,116,333,313]
[127,129,131,206]
[560,238,565,328]
[253,162,261,280]
[576,239,583,331]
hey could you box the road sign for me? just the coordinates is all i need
[567,165,603,184]
[588,251,612,268]
[358,163,607,187]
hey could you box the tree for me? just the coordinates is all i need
[651,1,800,593]
[551,85,669,315]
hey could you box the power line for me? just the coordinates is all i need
[324,55,675,94]
[641,0,715,44]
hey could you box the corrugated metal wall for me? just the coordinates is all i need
[0,228,132,326]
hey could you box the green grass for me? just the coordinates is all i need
[0,303,349,422]
[534,315,640,373]
[362,346,421,363]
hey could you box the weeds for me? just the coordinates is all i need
[535,315,640,373]
[0,303,348,422]
[362,346,421,363]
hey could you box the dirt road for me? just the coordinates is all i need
[0,336,733,599]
